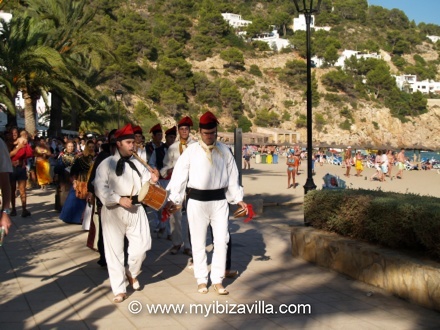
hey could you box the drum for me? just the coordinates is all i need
[138,182,168,211]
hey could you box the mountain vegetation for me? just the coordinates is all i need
[1,0,439,147]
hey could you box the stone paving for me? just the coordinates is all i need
[1,160,440,329]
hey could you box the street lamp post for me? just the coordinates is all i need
[115,89,124,129]
[293,0,322,196]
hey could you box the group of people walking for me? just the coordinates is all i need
[3,111,243,303]
[1,111,247,304]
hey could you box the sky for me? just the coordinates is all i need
[367,1,440,25]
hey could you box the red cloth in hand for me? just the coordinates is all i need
[161,208,170,222]
[244,204,254,223]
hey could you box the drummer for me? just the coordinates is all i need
[165,111,247,295]
[160,117,194,256]
[94,123,159,303]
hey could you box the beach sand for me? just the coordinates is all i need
[242,156,440,204]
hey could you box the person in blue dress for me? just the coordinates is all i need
[60,140,95,224]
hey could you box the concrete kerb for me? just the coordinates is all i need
[291,226,440,312]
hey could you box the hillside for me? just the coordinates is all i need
[2,0,440,149]
[188,51,440,149]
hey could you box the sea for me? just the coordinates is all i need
[406,151,440,162]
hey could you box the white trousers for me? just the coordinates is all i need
[101,205,151,295]
[170,209,191,249]
[187,199,229,285]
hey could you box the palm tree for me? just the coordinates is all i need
[0,13,67,134]
[24,0,114,136]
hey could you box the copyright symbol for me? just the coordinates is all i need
[128,300,143,314]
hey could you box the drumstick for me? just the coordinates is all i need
[132,151,154,173]
[129,185,134,200]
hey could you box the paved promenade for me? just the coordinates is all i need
[1,159,439,329]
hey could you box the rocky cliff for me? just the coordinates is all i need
[189,53,440,150]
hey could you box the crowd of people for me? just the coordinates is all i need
[0,111,248,303]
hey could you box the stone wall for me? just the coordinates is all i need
[291,227,440,311]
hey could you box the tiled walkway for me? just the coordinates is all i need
[1,187,439,329]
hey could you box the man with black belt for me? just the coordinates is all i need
[160,117,194,255]
[94,123,159,303]
[166,111,247,295]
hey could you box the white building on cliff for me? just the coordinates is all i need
[252,29,290,51]
[334,49,382,69]
[293,14,331,32]
[221,13,251,28]
[394,75,440,94]
[427,35,440,43]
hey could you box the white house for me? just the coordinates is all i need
[255,127,300,144]
[394,74,417,91]
[293,14,331,32]
[252,29,290,51]
[427,35,440,43]
[412,79,440,94]
[394,74,440,94]
[221,13,251,28]
[335,49,381,69]
[0,11,12,32]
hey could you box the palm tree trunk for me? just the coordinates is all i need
[48,91,63,137]
[23,89,37,135]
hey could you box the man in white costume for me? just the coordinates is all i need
[160,116,194,256]
[133,125,147,162]
[166,111,247,295]
[94,123,159,303]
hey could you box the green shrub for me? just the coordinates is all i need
[283,100,294,108]
[236,77,255,89]
[339,119,351,130]
[372,121,379,129]
[304,189,440,260]
[249,64,263,77]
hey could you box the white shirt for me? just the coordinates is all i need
[160,137,195,178]
[381,154,388,166]
[94,152,150,206]
[166,141,243,205]
[0,139,12,173]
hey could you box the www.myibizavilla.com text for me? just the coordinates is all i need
[127,300,312,317]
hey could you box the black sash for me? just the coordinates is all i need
[187,188,226,201]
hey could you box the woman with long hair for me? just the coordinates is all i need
[60,140,95,224]
[286,149,296,188]
[54,140,78,212]
[355,151,364,177]
[34,138,53,189]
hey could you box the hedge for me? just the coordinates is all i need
[304,189,440,260]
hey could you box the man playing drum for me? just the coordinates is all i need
[160,117,194,256]
[94,123,159,303]
[165,111,247,295]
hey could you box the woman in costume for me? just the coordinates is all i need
[54,141,78,212]
[60,140,95,224]
[34,138,53,189]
